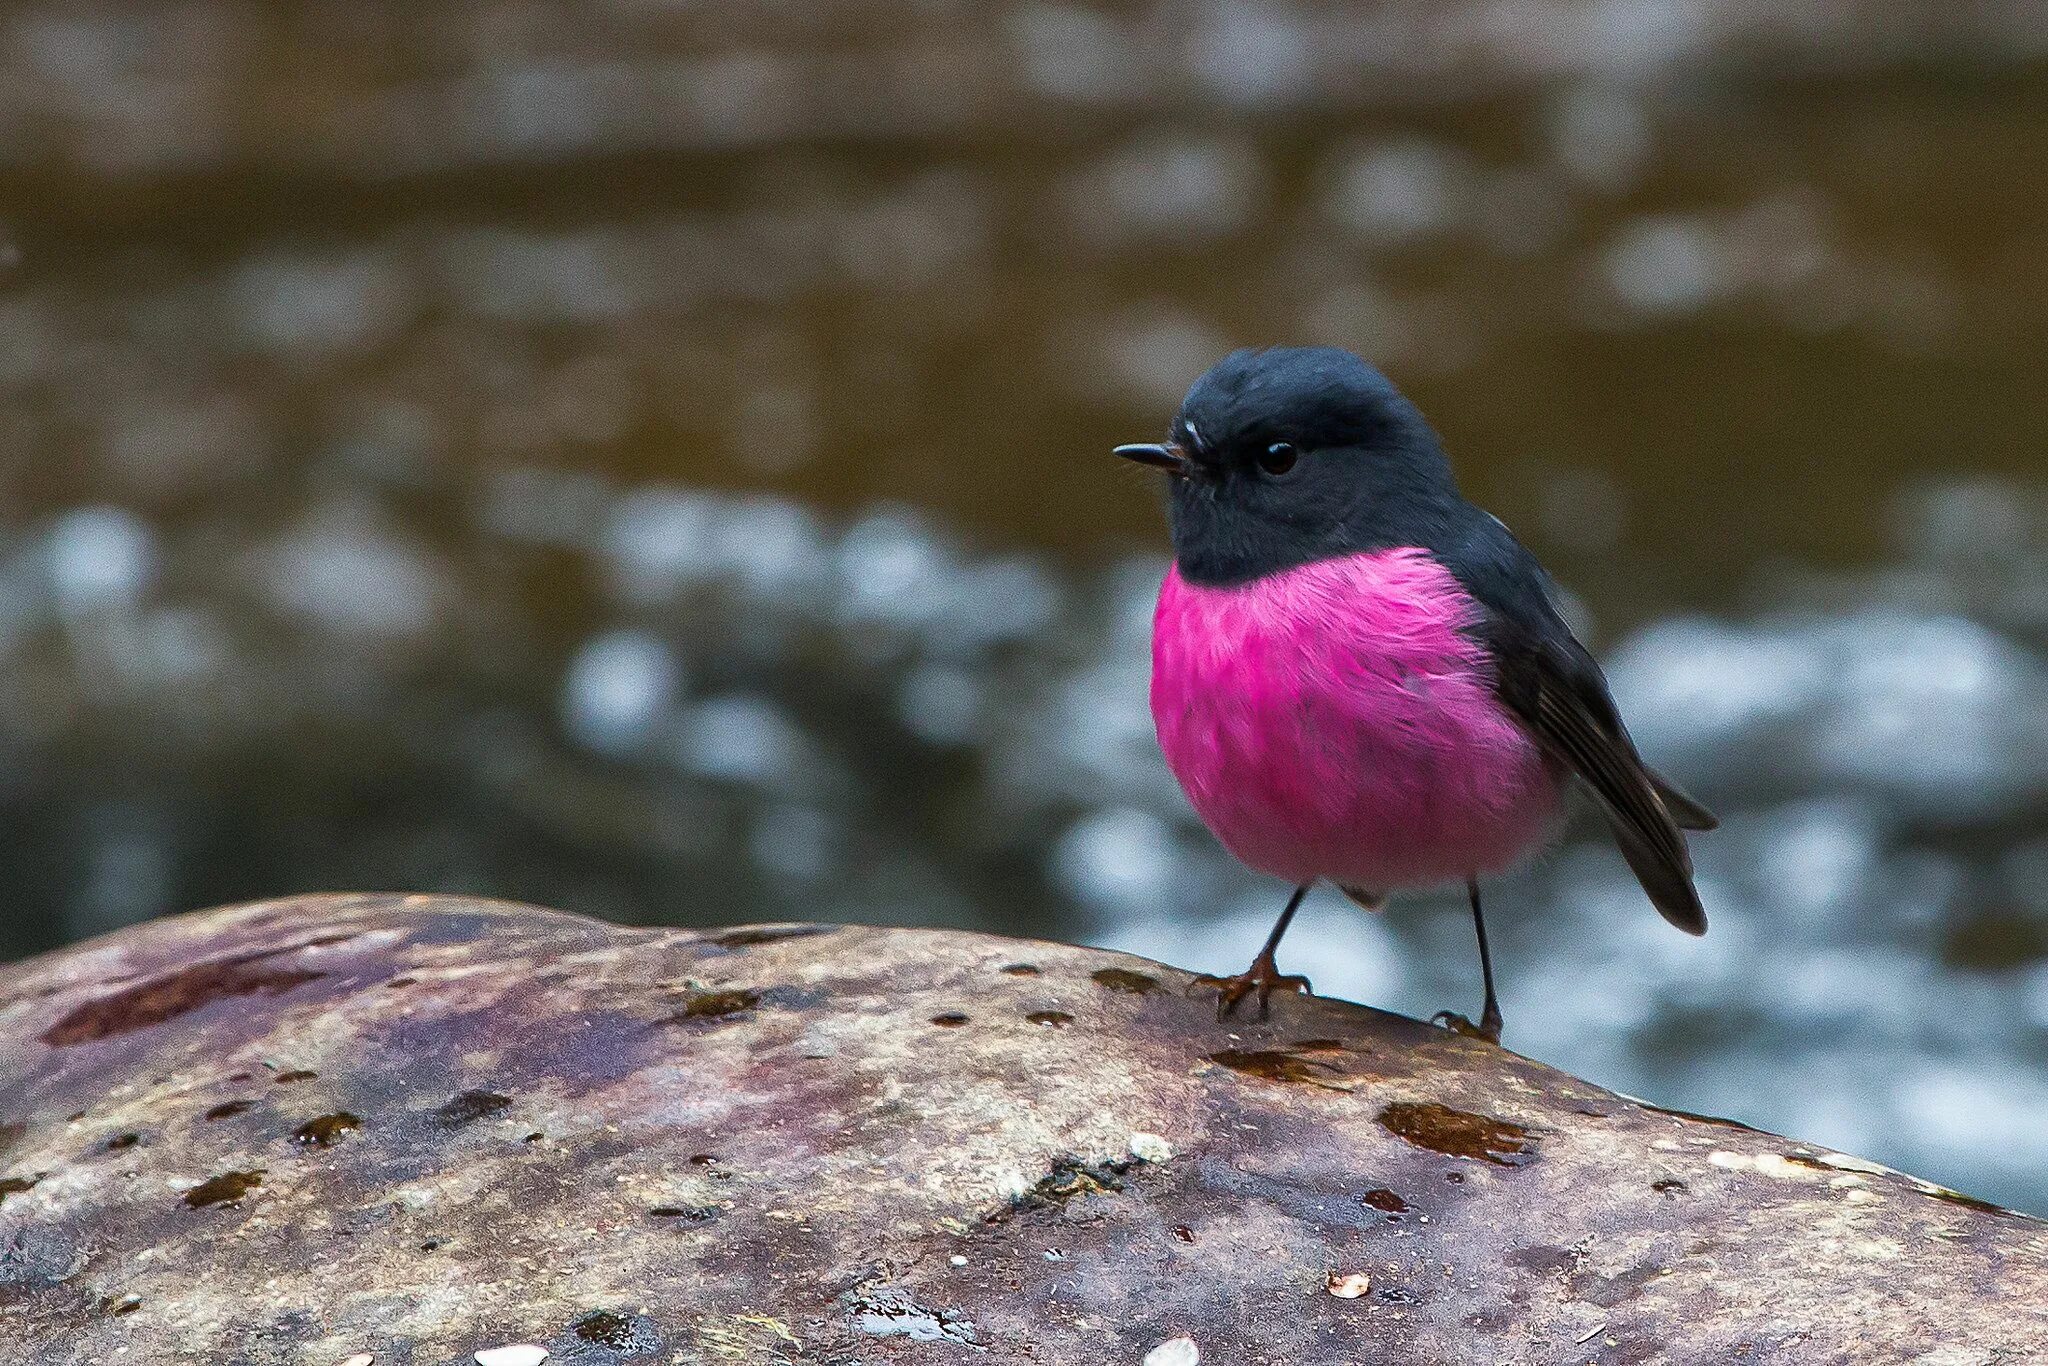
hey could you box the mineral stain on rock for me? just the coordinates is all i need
[204,1100,254,1121]
[1377,1102,1537,1167]
[41,952,326,1046]
[1209,1048,1350,1089]
[713,925,837,947]
[1922,1185,2013,1216]
[572,1309,639,1346]
[842,1286,980,1347]
[1639,1102,1757,1131]
[436,1090,514,1128]
[1090,968,1162,995]
[668,989,760,1023]
[1011,1155,1138,1212]
[183,1170,264,1208]
[1361,1188,1410,1214]
[648,1205,721,1223]
[293,1112,363,1147]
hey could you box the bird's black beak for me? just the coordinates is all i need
[1114,442,1191,478]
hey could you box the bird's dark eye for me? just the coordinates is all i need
[1257,442,1298,476]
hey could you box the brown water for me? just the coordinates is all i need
[3,3,2047,1209]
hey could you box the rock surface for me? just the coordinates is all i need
[1,893,2044,1364]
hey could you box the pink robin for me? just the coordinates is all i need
[1117,347,1715,1041]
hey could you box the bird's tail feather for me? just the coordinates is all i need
[1610,817,1709,935]
[1648,767,1718,831]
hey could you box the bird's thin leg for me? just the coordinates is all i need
[1433,878,1504,1044]
[1470,878,1504,1040]
[1193,884,1314,1020]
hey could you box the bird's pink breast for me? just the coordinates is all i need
[1151,550,1563,891]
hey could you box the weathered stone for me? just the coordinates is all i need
[0,893,2042,1364]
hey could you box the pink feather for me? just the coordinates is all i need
[1151,550,1564,892]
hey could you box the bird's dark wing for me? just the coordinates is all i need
[1440,516,1713,934]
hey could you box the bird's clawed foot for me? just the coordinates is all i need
[1192,953,1311,1020]
[1430,1009,1503,1045]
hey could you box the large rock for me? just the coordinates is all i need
[0,894,2041,1364]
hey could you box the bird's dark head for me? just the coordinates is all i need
[1116,346,1461,585]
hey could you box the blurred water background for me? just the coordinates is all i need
[2,1,2047,1209]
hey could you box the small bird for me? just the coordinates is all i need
[1117,347,1715,1041]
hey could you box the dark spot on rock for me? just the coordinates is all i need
[930,1012,970,1027]
[668,988,760,1023]
[1445,1171,1465,1183]
[1090,968,1161,995]
[0,1174,41,1205]
[292,1112,362,1148]
[1209,1048,1347,1089]
[523,1132,545,1143]
[42,952,326,1046]
[1025,1011,1073,1028]
[104,1133,140,1151]
[999,963,1041,976]
[1466,1304,1521,1334]
[574,1310,637,1347]
[1379,1286,1421,1304]
[1377,1101,1537,1167]
[435,1090,513,1128]
[204,1100,254,1121]
[714,924,837,947]
[1010,1156,1137,1213]
[1508,1244,1578,1276]
[688,1153,719,1166]
[273,1070,318,1085]
[183,1170,263,1208]
[842,1286,979,1346]
[420,1237,445,1252]
[1923,1185,2012,1215]
[1652,1178,1687,1195]
[1605,1334,1668,1363]
[649,1205,721,1223]
[1361,1188,1409,1214]
[563,1308,660,1356]
[1638,1101,1757,1131]
[1171,1224,1195,1243]
[1578,1261,1664,1307]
